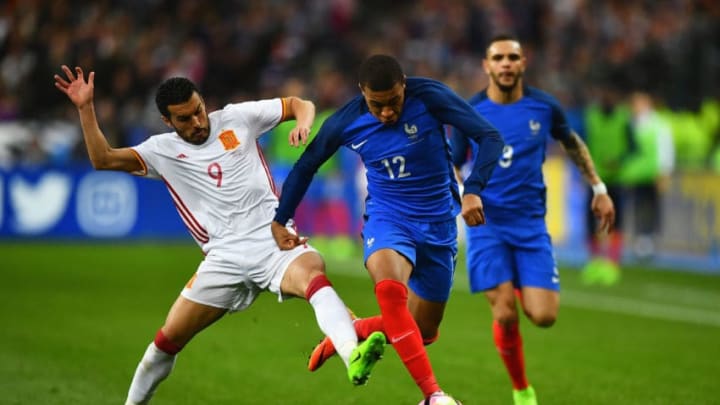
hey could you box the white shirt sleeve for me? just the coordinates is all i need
[131,134,164,178]
[222,99,283,139]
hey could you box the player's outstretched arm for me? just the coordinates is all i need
[54,65,142,173]
[559,131,616,233]
[282,96,316,147]
[271,221,308,250]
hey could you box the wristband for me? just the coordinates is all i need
[592,182,608,196]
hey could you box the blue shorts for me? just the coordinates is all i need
[465,217,559,293]
[362,215,458,302]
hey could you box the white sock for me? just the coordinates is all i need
[308,286,358,366]
[125,342,177,404]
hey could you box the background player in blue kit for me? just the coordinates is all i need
[272,54,504,404]
[451,35,616,405]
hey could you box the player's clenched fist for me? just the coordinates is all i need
[271,221,308,250]
[461,193,486,226]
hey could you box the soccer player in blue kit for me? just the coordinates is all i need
[271,54,504,404]
[451,35,616,405]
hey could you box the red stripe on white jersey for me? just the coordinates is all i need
[162,177,210,244]
[256,140,278,197]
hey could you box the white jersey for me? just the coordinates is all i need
[132,98,286,256]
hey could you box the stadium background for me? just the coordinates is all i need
[1,2,720,404]
[1,0,718,272]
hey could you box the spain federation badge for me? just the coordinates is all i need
[219,130,240,150]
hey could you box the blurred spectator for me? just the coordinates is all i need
[0,1,718,169]
[581,83,631,285]
[620,91,675,260]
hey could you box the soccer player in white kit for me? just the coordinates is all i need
[54,65,386,404]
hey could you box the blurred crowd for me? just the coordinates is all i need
[1,0,719,169]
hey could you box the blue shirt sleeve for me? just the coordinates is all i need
[273,104,352,225]
[450,127,470,168]
[414,80,504,196]
[450,92,485,168]
[527,87,572,142]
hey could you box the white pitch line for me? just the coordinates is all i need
[328,258,720,327]
[561,290,720,328]
[642,283,720,308]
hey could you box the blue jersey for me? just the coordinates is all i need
[275,77,503,224]
[451,86,572,222]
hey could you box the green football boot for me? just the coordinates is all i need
[347,331,386,385]
[513,386,538,405]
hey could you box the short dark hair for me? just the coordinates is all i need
[358,54,405,91]
[486,34,520,53]
[155,77,199,118]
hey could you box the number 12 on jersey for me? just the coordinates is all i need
[381,155,411,179]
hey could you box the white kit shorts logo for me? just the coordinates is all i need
[76,171,138,237]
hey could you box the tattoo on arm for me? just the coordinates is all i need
[560,132,601,185]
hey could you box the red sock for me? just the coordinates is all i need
[353,315,384,340]
[305,274,332,300]
[493,320,528,390]
[514,288,524,307]
[608,232,623,264]
[349,315,437,344]
[154,329,182,355]
[375,280,439,397]
[589,236,601,256]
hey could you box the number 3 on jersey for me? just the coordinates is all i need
[499,145,513,168]
[208,162,223,187]
[381,155,411,179]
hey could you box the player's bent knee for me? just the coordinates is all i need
[283,252,328,297]
[305,274,333,300]
[492,304,520,325]
[422,331,439,345]
[297,251,326,272]
[535,317,556,328]
[525,310,557,327]
[155,329,183,355]
[413,319,439,342]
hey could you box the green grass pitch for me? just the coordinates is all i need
[1,242,719,404]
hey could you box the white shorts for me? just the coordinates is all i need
[181,237,318,313]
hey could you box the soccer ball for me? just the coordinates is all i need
[418,392,462,405]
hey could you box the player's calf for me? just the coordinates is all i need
[126,330,183,404]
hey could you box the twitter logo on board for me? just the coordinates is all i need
[9,172,71,234]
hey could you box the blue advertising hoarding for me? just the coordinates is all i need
[0,165,187,240]
[1,163,717,273]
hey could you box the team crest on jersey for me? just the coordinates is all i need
[219,130,240,150]
[404,123,419,140]
[529,120,541,135]
[404,123,418,135]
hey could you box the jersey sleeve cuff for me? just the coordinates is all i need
[463,183,484,197]
[273,211,290,225]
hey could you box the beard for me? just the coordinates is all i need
[491,71,522,93]
[174,120,210,145]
